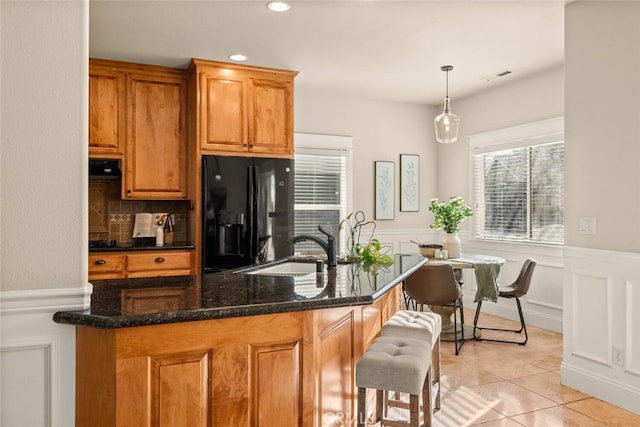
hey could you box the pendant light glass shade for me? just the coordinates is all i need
[434,65,460,144]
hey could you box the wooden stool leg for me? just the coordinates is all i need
[357,387,366,427]
[433,339,441,410]
[422,367,432,427]
[376,389,384,423]
[409,394,419,426]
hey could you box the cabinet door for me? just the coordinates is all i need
[125,72,188,199]
[89,66,125,157]
[200,73,248,153]
[249,78,294,155]
[116,351,210,427]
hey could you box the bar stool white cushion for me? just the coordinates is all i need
[382,310,442,346]
[356,336,430,395]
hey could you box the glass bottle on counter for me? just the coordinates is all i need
[163,214,175,245]
[156,224,164,246]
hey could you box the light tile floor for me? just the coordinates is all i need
[430,309,640,427]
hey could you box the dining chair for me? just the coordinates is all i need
[472,258,536,345]
[404,264,465,355]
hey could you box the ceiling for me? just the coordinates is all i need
[89,0,567,106]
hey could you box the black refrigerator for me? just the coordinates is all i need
[202,155,294,273]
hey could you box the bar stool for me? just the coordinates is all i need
[356,336,432,427]
[381,310,442,411]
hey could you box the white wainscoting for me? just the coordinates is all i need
[374,228,565,333]
[0,285,90,427]
[562,246,640,415]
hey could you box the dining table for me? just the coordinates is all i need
[420,254,506,341]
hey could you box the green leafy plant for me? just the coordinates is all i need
[428,196,473,233]
[339,211,394,268]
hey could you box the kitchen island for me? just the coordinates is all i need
[54,253,426,427]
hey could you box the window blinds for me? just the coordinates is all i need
[473,141,564,244]
[294,152,348,254]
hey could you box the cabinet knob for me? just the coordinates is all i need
[155,257,165,263]
[95,259,107,265]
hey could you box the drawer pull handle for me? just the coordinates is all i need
[95,259,107,265]
[155,257,165,263]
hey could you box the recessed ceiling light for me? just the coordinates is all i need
[267,1,290,12]
[229,54,247,62]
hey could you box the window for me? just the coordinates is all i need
[293,133,352,255]
[470,117,564,245]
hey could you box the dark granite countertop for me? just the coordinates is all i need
[53,253,427,329]
[89,242,195,252]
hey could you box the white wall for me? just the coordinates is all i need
[0,1,88,425]
[562,1,640,414]
[1,0,88,292]
[564,2,640,253]
[295,87,437,230]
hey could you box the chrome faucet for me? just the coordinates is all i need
[288,225,337,268]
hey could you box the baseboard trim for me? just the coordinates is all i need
[464,295,563,334]
[561,362,640,415]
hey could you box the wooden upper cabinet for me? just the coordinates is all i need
[89,64,125,157]
[191,59,297,157]
[125,70,188,199]
[200,73,247,152]
[249,78,294,155]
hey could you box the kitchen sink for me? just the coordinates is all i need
[240,261,348,277]
[242,261,322,277]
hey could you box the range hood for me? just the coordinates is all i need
[89,159,121,179]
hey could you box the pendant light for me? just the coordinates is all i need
[434,65,460,144]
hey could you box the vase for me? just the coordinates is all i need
[443,232,461,258]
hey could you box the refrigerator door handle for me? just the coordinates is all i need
[248,164,257,262]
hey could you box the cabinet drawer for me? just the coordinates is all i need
[126,250,193,278]
[89,253,126,279]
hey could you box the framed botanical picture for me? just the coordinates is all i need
[375,161,395,220]
[400,154,419,212]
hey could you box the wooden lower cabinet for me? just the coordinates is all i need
[76,285,402,427]
[89,250,193,280]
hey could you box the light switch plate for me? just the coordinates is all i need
[579,217,596,235]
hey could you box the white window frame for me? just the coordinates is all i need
[294,132,353,255]
[469,116,564,245]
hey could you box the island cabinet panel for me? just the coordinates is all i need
[116,356,150,427]
[75,285,403,427]
[76,327,117,427]
[250,341,302,427]
[315,310,356,426]
[152,351,210,427]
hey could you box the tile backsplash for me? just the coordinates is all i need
[88,180,190,244]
